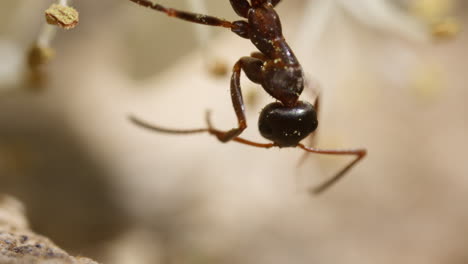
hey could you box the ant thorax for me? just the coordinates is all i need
[262,64,304,107]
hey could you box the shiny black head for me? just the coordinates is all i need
[258,101,318,147]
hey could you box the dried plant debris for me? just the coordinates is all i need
[45,4,79,30]
[0,195,99,264]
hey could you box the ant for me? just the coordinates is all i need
[127,0,367,194]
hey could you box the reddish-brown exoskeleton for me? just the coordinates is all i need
[128,0,366,194]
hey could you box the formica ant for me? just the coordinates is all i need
[127,0,367,194]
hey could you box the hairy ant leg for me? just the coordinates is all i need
[298,144,367,194]
[210,56,264,142]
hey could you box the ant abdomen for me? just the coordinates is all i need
[258,101,318,147]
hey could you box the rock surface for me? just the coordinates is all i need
[0,195,99,264]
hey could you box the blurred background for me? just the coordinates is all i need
[0,0,467,263]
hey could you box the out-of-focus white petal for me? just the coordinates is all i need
[337,0,429,41]
[295,0,336,53]
[0,40,25,90]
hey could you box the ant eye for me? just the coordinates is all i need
[258,101,318,147]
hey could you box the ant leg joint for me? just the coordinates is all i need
[231,20,250,39]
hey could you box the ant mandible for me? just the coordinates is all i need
[127,0,367,194]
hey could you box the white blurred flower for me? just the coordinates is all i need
[296,0,459,51]
[0,40,25,90]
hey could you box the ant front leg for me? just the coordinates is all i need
[127,0,251,39]
[127,0,232,28]
[211,56,264,142]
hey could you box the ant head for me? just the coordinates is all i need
[258,101,318,147]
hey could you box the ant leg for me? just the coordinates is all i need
[251,0,281,7]
[129,113,275,149]
[130,55,263,144]
[297,143,367,195]
[127,0,251,38]
[313,93,320,115]
[130,113,365,194]
[211,57,264,142]
[204,111,274,148]
[297,85,321,166]
[303,77,322,115]
[229,0,251,18]
[271,0,282,7]
[309,92,320,146]
[127,0,233,28]
[250,51,268,61]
